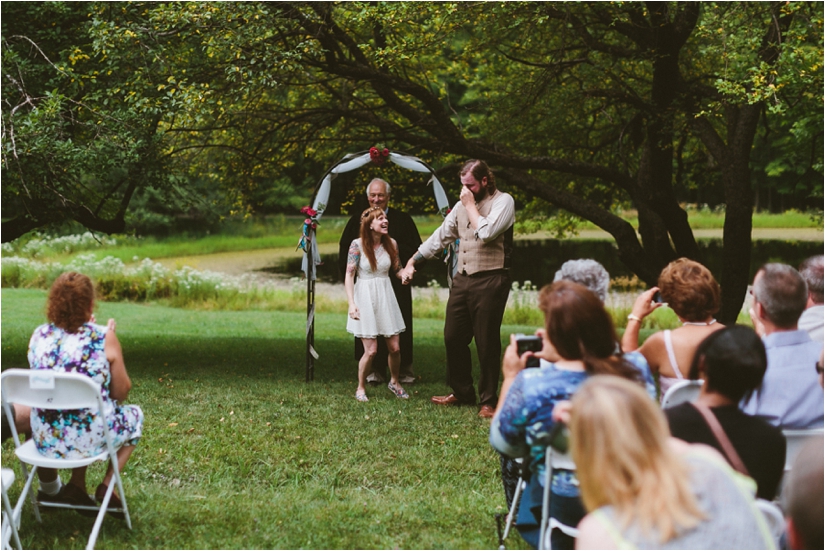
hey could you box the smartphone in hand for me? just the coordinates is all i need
[515,334,542,368]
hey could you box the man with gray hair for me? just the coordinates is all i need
[338,178,422,385]
[741,263,824,428]
[798,255,823,342]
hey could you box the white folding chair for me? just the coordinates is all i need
[1,469,21,550]
[1,369,132,550]
[755,498,785,547]
[777,428,824,507]
[660,379,703,409]
[538,447,578,550]
[497,457,527,550]
[782,428,824,472]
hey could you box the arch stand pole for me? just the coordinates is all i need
[305,227,317,382]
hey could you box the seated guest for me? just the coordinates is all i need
[497,258,620,506]
[489,281,655,549]
[29,272,143,515]
[571,376,773,550]
[622,258,724,400]
[785,436,824,550]
[798,255,824,343]
[742,263,824,428]
[665,326,785,500]
[552,259,610,303]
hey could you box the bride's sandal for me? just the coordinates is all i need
[388,382,409,399]
[355,391,369,402]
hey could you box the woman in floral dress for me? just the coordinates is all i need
[345,206,408,402]
[28,272,143,515]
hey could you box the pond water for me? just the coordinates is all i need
[274,238,824,289]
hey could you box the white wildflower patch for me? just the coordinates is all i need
[1,252,292,307]
[3,232,124,259]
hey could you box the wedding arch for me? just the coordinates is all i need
[298,148,452,381]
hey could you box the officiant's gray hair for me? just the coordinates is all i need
[366,178,391,196]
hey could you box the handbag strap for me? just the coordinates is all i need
[690,402,751,477]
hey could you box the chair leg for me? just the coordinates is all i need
[500,476,524,547]
[2,480,22,550]
[112,473,131,530]
[17,465,40,525]
[538,452,553,550]
[86,481,114,551]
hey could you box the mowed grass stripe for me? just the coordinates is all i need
[1,289,530,549]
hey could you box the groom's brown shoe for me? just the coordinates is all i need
[478,405,495,419]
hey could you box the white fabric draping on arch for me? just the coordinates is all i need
[302,152,450,278]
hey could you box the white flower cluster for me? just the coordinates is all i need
[2,232,120,259]
[1,254,276,300]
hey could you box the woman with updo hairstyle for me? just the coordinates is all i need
[490,280,655,549]
[622,258,724,400]
[569,376,773,549]
[28,272,143,516]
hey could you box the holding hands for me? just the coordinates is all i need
[399,261,416,286]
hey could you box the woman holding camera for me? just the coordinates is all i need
[621,258,724,400]
[489,280,655,549]
[570,376,772,549]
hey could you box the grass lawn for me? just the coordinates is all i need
[1,288,551,550]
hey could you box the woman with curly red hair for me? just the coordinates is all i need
[28,272,143,517]
[622,258,724,400]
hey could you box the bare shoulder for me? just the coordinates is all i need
[638,330,665,355]
[576,513,617,550]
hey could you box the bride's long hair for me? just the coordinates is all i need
[359,206,398,272]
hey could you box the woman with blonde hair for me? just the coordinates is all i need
[345,206,408,402]
[622,258,724,400]
[569,376,772,549]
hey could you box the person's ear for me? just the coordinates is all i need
[754,301,766,321]
[696,355,708,379]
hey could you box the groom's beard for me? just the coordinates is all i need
[473,187,490,202]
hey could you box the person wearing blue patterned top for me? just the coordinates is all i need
[489,281,655,549]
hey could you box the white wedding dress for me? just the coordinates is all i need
[346,239,406,339]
